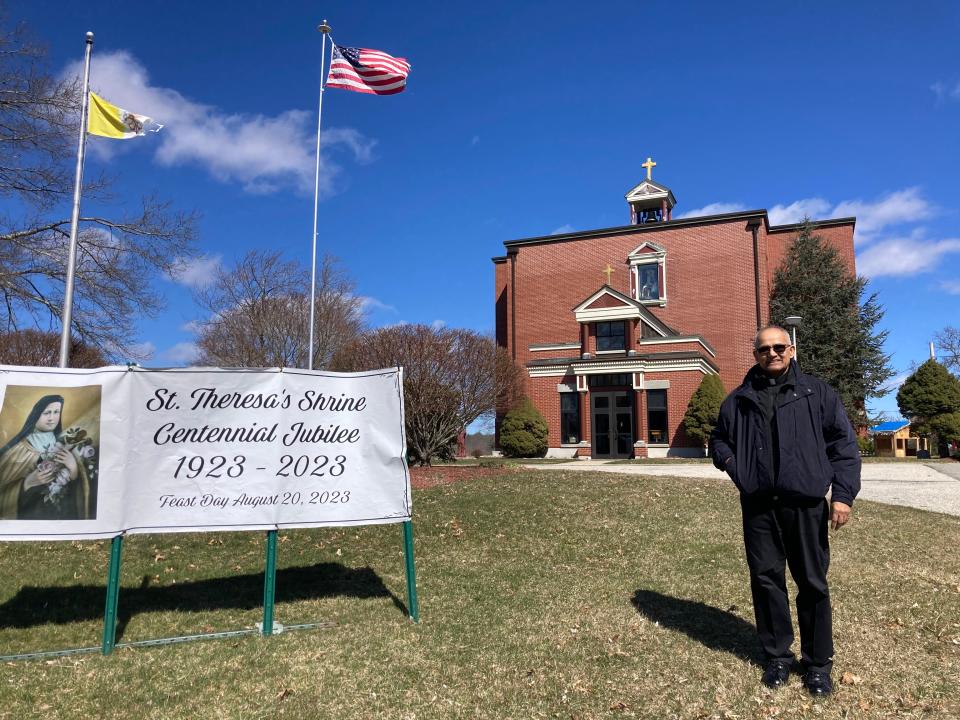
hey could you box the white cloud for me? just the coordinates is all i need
[831,187,934,243]
[155,108,317,194]
[687,188,936,246]
[166,254,222,289]
[322,128,377,165]
[940,280,960,295]
[180,319,205,334]
[430,319,446,330]
[550,224,575,235]
[676,202,748,219]
[879,372,911,394]
[159,341,201,364]
[931,80,960,103]
[856,236,960,277]
[128,341,156,360]
[733,187,955,280]
[356,296,396,313]
[63,51,374,196]
[767,198,832,225]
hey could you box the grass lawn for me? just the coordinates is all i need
[608,457,713,465]
[860,456,954,463]
[1,468,958,719]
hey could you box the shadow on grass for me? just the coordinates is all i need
[0,562,406,640]
[631,589,763,664]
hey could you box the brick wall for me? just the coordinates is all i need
[494,215,855,454]
[644,371,705,449]
[766,224,857,288]
[528,376,569,448]
[509,219,766,390]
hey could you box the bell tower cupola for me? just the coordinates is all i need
[625,157,676,225]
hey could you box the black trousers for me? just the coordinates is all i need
[741,494,833,673]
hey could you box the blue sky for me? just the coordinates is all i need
[11,0,960,418]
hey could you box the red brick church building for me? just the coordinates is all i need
[492,160,856,458]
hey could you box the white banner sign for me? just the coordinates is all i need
[0,365,411,540]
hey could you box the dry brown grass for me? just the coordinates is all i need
[0,468,958,719]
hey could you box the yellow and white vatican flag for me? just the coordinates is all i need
[87,91,162,139]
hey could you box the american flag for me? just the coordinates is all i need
[326,44,411,95]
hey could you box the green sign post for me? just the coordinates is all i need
[403,520,419,622]
[262,529,279,636]
[101,535,124,654]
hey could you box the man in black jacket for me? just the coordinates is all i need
[710,325,860,697]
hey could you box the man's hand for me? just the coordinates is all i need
[830,501,852,530]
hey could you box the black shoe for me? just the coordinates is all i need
[803,671,833,696]
[761,660,791,688]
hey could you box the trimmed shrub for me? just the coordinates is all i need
[499,398,548,458]
[682,373,726,449]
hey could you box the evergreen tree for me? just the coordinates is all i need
[896,359,960,438]
[499,398,548,458]
[682,373,726,450]
[929,413,960,447]
[769,221,893,425]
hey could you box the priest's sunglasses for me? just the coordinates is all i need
[755,343,792,356]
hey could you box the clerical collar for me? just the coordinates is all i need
[768,364,795,387]
[751,363,794,389]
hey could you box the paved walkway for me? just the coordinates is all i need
[525,460,960,517]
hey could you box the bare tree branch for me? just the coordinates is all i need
[0,17,198,358]
[935,326,960,375]
[332,325,524,465]
[193,250,365,369]
[0,328,107,367]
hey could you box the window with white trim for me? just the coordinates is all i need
[596,321,626,351]
[636,264,660,300]
[629,243,667,305]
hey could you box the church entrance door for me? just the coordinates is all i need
[590,391,633,458]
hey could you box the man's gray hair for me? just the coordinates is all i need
[753,325,792,348]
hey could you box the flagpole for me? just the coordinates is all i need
[59,31,94,368]
[308,20,332,371]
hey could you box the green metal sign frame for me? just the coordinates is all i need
[1,520,418,662]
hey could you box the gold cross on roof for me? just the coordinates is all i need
[603,264,614,284]
[641,156,656,180]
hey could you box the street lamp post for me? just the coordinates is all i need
[784,316,802,359]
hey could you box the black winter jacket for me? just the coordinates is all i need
[709,361,861,505]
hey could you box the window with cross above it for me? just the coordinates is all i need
[596,321,626,351]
